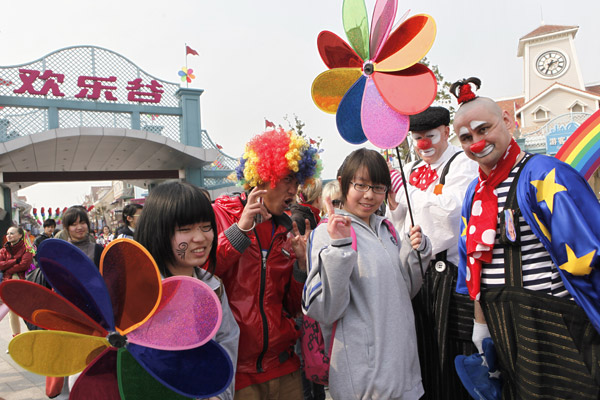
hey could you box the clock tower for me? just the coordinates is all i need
[518,25,585,102]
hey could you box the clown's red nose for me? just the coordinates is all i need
[470,140,486,153]
[417,138,432,150]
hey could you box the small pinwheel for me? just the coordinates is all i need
[178,67,195,84]
[311,0,437,149]
[0,239,233,399]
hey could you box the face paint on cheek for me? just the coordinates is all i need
[425,129,442,145]
[176,242,189,260]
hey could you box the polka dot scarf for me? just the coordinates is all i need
[466,138,521,300]
[409,164,439,191]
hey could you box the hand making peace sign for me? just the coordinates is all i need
[324,196,351,240]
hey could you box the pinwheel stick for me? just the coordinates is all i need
[395,146,424,279]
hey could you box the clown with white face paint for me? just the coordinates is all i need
[385,106,478,400]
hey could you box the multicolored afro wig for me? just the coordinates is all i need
[235,128,322,190]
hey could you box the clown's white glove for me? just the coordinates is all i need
[473,320,491,354]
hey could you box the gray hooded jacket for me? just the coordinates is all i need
[303,210,431,400]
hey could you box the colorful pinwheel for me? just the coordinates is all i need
[178,67,195,84]
[311,0,437,149]
[0,239,233,399]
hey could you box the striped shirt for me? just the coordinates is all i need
[481,154,569,297]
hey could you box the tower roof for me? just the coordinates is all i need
[518,25,579,56]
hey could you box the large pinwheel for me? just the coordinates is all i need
[0,239,233,399]
[312,0,437,149]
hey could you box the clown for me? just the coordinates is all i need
[454,78,600,398]
[212,128,321,399]
[386,106,478,399]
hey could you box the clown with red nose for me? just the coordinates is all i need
[385,106,479,399]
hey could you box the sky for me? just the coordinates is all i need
[4,0,600,208]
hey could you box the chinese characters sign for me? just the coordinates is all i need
[10,69,164,104]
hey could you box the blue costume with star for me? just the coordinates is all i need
[457,154,600,334]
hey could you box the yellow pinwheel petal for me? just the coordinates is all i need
[8,331,109,377]
[375,14,436,72]
[311,68,362,114]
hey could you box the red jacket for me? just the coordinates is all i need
[213,193,304,378]
[0,239,34,281]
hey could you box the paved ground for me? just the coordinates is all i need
[0,314,69,400]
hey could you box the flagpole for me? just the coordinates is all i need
[184,43,189,88]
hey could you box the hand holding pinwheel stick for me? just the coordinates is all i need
[0,239,233,399]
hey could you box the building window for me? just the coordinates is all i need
[568,100,587,114]
[533,107,549,122]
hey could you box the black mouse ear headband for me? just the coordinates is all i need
[450,77,481,105]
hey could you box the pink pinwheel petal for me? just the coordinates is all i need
[317,31,363,69]
[374,14,436,72]
[342,0,370,60]
[101,239,162,335]
[361,77,409,149]
[311,68,362,114]
[127,276,222,350]
[70,348,120,400]
[372,63,437,115]
[369,0,397,61]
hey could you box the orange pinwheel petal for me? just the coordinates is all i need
[8,331,108,377]
[372,63,437,114]
[101,239,162,335]
[311,68,362,114]
[0,280,106,336]
[374,14,436,72]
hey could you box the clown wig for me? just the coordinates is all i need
[235,128,322,190]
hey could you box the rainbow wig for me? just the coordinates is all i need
[235,128,322,190]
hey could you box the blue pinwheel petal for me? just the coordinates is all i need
[38,239,115,331]
[178,71,186,77]
[336,75,368,144]
[126,341,234,398]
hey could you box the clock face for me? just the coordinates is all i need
[536,51,568,78]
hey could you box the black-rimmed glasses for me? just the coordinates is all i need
[350,181,388,194]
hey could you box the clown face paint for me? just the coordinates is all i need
[411,126,448,164]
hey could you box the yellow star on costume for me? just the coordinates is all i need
[532,212,551,241]
[559,244,595,276]
[530,168,566,213]
[461,216,467,237]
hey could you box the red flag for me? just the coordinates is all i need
[216,143,223,149]
[265,119,275,128]
[186,45,199,56]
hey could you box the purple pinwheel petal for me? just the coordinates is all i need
[369,0,397,61]
[38,239,114,331]
[70,348,120,400]
[336,75,368,144]
[127,276,222,351]
[361,77,409,149]
[126,340,234,398]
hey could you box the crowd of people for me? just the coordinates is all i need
[1,81,600,400]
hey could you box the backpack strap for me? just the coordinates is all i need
[382,219,398,244]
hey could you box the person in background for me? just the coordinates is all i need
[303,148,431,399]
[290,179,325,400]
[96,226,114,247]
[61,206,104,267]
[0,226,35,339]
[135,181,239,400]
[320,180,342,216]
[116,203,143,239]
[34,219,56,249]
[212,128,320,399]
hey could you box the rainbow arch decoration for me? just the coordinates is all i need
[555,109,600,180]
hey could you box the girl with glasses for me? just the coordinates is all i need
[302,148,432,399]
